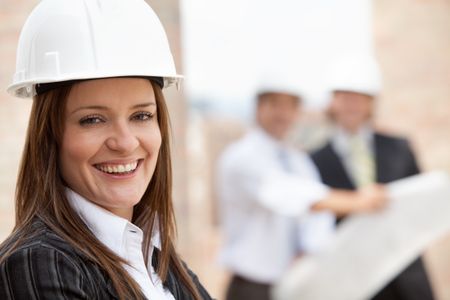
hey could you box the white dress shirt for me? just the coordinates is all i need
[66,188,175,300]
[216,128,335,284]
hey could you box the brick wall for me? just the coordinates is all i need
[374,1,450,299]
[0,0,38,239]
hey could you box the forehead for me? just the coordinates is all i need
[258,92,300,106]
[333,91,373,101]
[66,77,156,108]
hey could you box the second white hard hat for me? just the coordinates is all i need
[255,72,304,99]
[327,54,382,97]
[8,0,182,98]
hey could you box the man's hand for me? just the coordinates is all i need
[354,184,388,212]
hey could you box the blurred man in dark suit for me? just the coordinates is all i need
[310,55,435,300]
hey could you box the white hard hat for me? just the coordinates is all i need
[327,54,382,97]
[8,0,182,98]
[255,72,303,99]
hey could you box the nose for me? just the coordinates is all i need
[105,121,139,154]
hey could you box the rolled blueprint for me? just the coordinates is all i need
[273,171,450,300]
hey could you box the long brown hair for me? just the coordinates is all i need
[0,80,202,300]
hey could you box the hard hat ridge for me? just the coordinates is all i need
[327,54,382,97]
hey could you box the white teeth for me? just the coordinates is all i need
[96,161,139,174]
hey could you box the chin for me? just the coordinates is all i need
[101,191,142,207]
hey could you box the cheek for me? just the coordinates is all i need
[142,126,162,156]
[153,130,162,153]
[60,140,80,185]
[363,103,373,116]
[60,130,98,178]
[338,102,357,116]
[286,107,299,121]
[351,102,369,117]
[330,100,343,115]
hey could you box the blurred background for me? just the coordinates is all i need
[1,0,449,299]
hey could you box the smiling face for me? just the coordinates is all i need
[256,92,300,140]
[330,91,374,133]
[60,78,162,220]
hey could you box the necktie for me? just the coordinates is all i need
[349,135,375,188]
[278,148,293,173]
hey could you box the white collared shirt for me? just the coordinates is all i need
[331,125,375,183]
[216,128,335,284]
[66,189,175,300]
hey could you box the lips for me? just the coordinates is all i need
[94,160,140,175]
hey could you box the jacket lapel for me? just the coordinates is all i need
[152,249,186,300]
[323,143,356,189]
[374,134,389,183]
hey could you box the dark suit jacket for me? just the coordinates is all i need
[310,132,434,300]
[0,219,212,300]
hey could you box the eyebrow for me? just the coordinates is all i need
[71,102,156,115]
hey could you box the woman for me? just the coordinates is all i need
[0,0,212,299]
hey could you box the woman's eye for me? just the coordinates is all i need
[79,115,105,126]
[131,111,154,122]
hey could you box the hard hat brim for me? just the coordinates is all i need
[8,74,183,98]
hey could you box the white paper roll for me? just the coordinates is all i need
[273,171,450,300]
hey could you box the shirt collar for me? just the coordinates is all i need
[251,127,289,152]
[66,188,161,255]
[331,124,374,157]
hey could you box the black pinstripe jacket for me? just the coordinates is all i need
[0,219,213,300]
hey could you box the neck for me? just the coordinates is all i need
[264,129,285,141]
[339,123,368,135]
